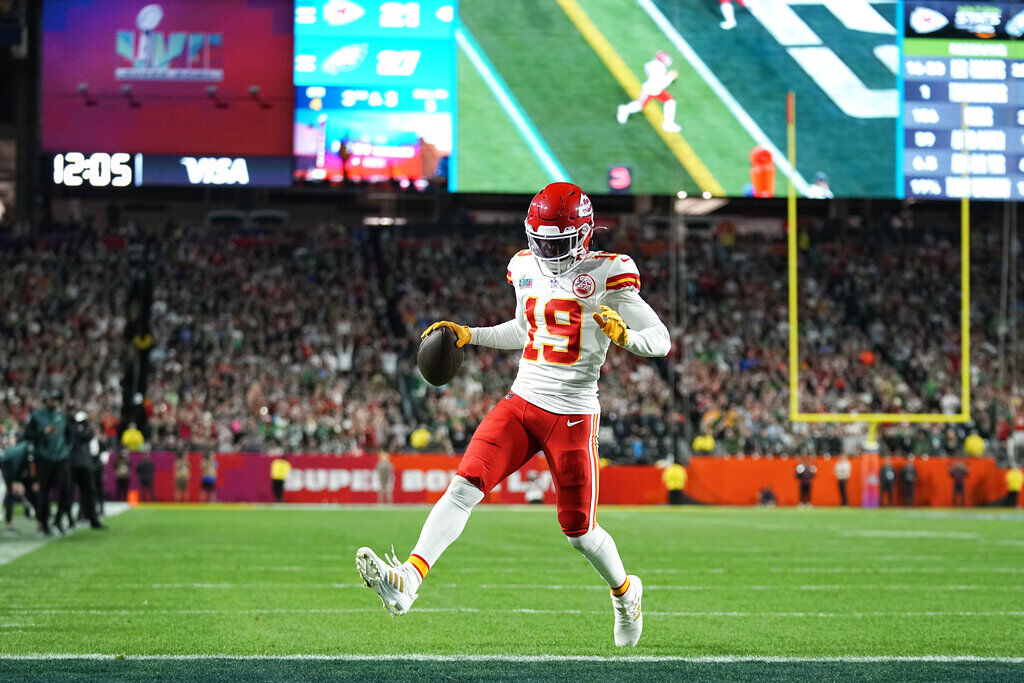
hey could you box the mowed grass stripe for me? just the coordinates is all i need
[459,0,699,195]
[1,507,1021,657]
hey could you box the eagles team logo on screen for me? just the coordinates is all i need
[572,274,596,299]
[115,4,224,82]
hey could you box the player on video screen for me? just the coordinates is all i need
[616,51,681,133]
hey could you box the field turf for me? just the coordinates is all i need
[1,505,1022,680]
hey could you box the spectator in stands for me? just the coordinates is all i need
[199,453,217,503]
[834,455,851,507]
[0,214,1020,465]
[796,458,816,508]
[270,455,290,503]
[949,459,968,507]
[900,456,918,507]
[137,452,155,502]
[375,451,394,504]
[880,457,896,507]
[1005,466,1023,508]
[113,452,131,501]
[174,453,190,503]
[661,460,686,505]
[524,471,545,505]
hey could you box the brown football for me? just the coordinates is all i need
[417,326,464,386]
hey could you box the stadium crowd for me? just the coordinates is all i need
[0,213,1021,463]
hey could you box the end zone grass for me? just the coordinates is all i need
[1,505,1021,679]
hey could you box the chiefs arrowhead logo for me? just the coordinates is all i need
[572,274,596,298]
[909,7,948,35]
[578,195,593,218]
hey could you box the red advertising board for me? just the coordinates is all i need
[106,452,1011,508]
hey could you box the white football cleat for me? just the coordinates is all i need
[617,105,628,124]
[611,574,643,647]
[720,18,736,30]
[355,546,418,616]
[662,121,682,133]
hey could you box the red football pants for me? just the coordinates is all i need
[456,393,600,537]
[639,90,672,109]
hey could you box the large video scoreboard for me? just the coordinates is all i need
[903,1,1024,199]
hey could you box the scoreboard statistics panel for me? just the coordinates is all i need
[903,1,1024,200]
[293,0,455,187]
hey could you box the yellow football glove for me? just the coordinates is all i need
[421,321,471,348]
[592,305,629,346]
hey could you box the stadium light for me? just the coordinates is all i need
[206,85,228,109]
[77,82,97,107]
[676,191,687,199]
[248,85,271,109]
[121,84,140,108]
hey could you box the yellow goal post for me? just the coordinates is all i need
[785,92,971,429]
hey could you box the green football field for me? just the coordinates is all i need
[1,505,1022,680]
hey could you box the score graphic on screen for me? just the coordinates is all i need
[293,1,455,187]
[902,2,1024,200]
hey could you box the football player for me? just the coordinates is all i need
[616,51,681,133]
[356,183,670,647]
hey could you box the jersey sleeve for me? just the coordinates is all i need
[603,255,642,293]
[506,250,529,287]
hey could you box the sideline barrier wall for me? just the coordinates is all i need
[105,453,1008,506]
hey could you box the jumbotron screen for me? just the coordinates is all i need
[41,1,1024,198]
[42,0,294,187]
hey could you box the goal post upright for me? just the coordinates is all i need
[786,93,971,429]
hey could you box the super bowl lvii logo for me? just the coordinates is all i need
[115,4,224,82]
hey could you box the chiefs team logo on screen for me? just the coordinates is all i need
[572,274,596,299]
[115,4,224,82]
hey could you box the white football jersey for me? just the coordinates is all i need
[469,249,669,415]
[641,60,673,96]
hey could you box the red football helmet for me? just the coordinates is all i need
[655,51,672,66]
[524,182,595,276]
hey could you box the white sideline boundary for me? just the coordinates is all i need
[4,607,1023,618]
[0,654,1022,663]
[455,26,570,183]
[0,503,129,567]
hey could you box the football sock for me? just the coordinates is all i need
[663,99,678,125]
[407,475,484,586]
[567,524,628,591]
[623,100,643,115]
[720,1,736,26]
[405,554,430,589]
[611,577,631,597]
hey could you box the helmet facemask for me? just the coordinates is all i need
[525,223,591,276]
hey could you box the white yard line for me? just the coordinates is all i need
[0,654,1021,663]
[3,607,1022,618]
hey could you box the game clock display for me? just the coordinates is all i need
[52,152,135,188]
